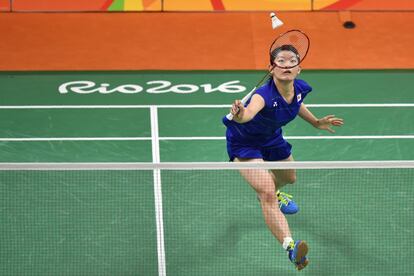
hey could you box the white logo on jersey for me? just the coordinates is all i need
[273,101,278,108]
[297,93,302,102]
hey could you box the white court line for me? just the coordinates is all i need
[1,103,414,109]
[150,107,161,162]
[1,135,414,142]
[284,135,414,140]
[161,135,414,140]
[150,106,166,276]
[0,137,151,141]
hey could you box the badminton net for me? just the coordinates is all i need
[0,161,413,276]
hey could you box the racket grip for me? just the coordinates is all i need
[226,113,234,120]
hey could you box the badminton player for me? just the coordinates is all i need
[222,45,343,270]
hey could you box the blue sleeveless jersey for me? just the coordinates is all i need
[222,78,312,147]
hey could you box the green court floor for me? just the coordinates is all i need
[0,70,413,275]
[1,70,414,162]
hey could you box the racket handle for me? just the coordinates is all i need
[225,87,256,121]
[226,113,234,120]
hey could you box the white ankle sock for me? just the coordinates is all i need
[282,237,294,251]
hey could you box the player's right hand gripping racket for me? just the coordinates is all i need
[226,29,310,120]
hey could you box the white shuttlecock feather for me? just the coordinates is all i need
[270,12,283,29]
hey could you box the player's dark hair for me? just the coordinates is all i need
[270,44,300,65]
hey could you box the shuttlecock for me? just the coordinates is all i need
[270,12,283,29]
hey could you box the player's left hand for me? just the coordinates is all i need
[316,115,344,133]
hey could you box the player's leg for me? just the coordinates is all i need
[263,141,298,214]
[262,140,296,189]
[236,157,309,270]
[270,154,296,190]
[267,153,309,269]
[269,155,299,215]
[235,157,291,244]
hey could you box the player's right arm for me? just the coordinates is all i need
[231,94,265,123]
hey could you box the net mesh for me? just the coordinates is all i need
[0,162,413,276]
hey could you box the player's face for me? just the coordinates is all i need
[270,50,301,81]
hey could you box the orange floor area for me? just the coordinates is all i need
[0,11,413,70]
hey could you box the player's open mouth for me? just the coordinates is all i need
[283,70,292,74]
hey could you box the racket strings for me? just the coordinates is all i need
[270,30,310,69]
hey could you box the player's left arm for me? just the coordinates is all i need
[298,103,344,133]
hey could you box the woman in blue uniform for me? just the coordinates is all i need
[222,45,343,270]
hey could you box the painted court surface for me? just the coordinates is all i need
[0,70,413,275]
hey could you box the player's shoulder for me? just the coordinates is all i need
[255,78,273,99]
[294,79,312,93]
[256,78,273,92]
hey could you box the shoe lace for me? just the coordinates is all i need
[277,191,293,206]
[288,240,295,251]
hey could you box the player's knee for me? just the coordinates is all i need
[286,174,296,184]
[258,190,277,204]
